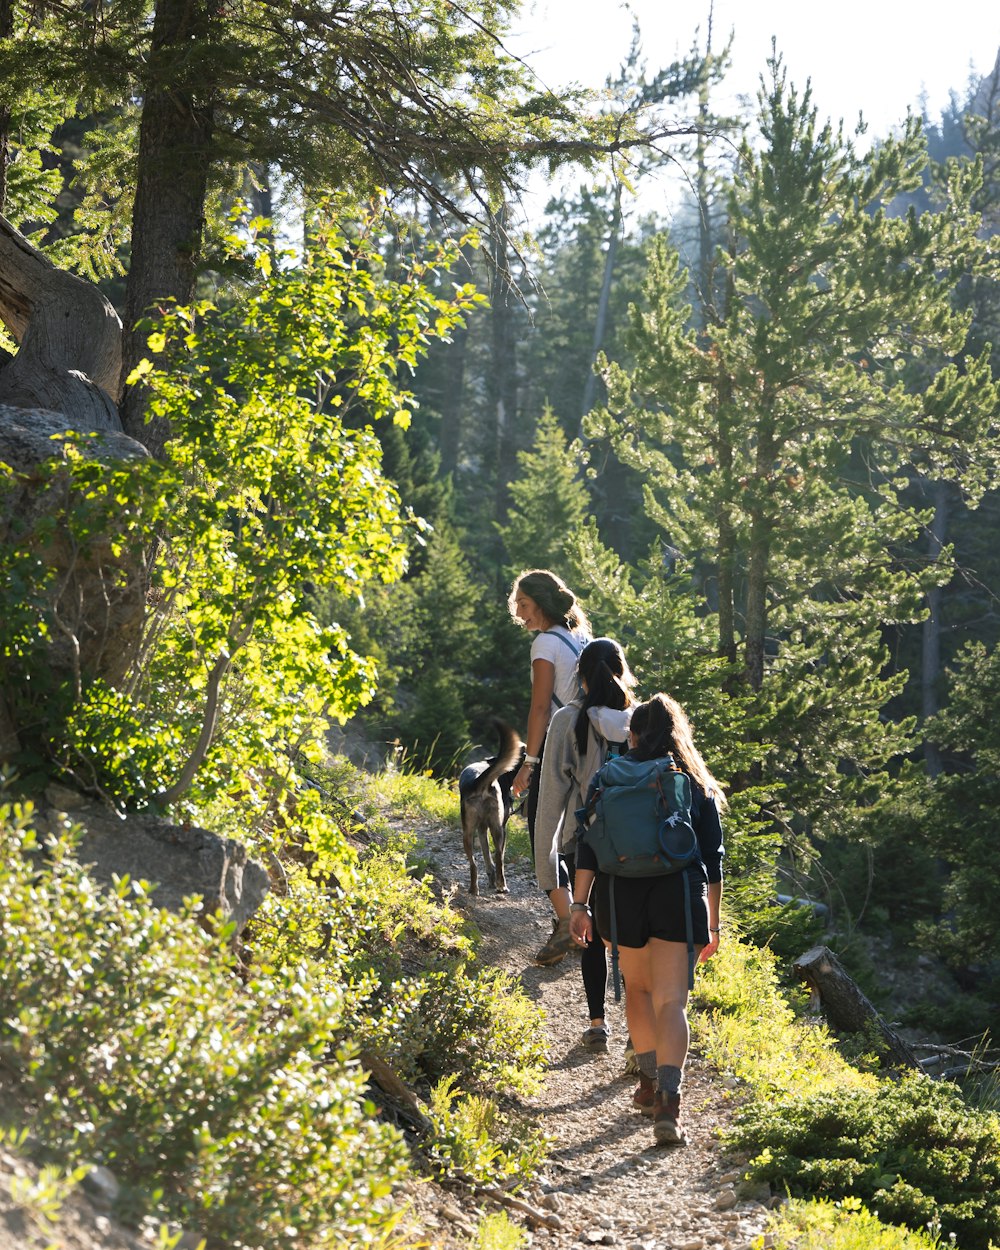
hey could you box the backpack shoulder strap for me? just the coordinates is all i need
[543,627,584,709]
[544,627,583,658]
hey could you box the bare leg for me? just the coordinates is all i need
[615,943,655,1055]
[645,938,698,1069]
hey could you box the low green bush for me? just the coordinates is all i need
[424,1075,547,1186]
[470,1211,529,1250]
[253,856,547,1100]
[694,935,871,1098]
[0,804,405,1249]
[367,759,462,825]
[728,1073,1000,1249]
[762,1197,942,1250]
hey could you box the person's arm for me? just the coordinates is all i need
[701,879,722,962]
[693,786,724,961]
[568,867,596,947]
[512,657,555,798]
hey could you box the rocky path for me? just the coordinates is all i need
[400,818,774,1250]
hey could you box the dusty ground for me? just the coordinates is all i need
[395,817,774,1250]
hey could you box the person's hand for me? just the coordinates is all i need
[569,907,593,947]
[511,762,534,798]
[700,928,721,962]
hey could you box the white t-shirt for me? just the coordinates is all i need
[530,625,590,711]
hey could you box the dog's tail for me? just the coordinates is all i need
[471,718,524,792]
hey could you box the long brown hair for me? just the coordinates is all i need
[508,569,591,633]
[630,693,727,808]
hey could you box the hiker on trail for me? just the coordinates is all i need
[508,569,592,966]
[568,693,725,1146]
[533,637,637,1051]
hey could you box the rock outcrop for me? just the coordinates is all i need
[41,789,270,937]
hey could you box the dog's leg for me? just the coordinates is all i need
[477,823,497,892]
[482,808,509,894]
[462,819,479,896]
[492,812,508,894]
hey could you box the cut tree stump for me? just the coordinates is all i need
[793,945,919,1070]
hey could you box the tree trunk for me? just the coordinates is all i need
[438,317,469,477]
[793,945,919,1070]
[715,381,737,668]
[922,478,949,777]
[743,418,776,690]
[580,182,622,423]
[0,0,12,214]
[120,0,215,456]
[0,215,122,426]
[743,508,771,691]
[437,240,475,476]
[694,65,714,331]
[715,240,738,669]
[488,207,519,530]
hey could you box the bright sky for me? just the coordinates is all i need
[508,0,1000,216]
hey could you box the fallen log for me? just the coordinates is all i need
[359,1049,434,1133]
[793,945,919,1070]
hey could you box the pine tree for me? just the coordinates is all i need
[0,0,686,454]
[589,57,1000,834]
[921,640,1000,967]
[498,405,591,581]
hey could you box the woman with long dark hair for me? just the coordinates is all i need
[568,693,725,1144]
[534,638,636,1048]
[508,569,591,965]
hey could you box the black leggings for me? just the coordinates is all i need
[565,852,609,1022]
[526,737,543,862]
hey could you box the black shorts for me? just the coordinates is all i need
[593,870,709,948]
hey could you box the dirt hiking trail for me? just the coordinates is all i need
[398,815,775,1250]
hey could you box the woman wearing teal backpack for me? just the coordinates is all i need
[568,692,725,1146]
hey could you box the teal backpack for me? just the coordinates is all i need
[576,754,702,998]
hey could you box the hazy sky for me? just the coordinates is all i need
[506,0,999,217]
[509,0,998,132]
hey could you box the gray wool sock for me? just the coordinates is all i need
[637,1050,657,1080]
[657,1063,683,1095]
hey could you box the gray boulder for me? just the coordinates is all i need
[42,793,270,936]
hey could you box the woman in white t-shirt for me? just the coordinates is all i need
[508,569,591,964]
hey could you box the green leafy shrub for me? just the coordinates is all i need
[728,1073,1000,1249]
[0,804,406,1249]
[695,935,871,1098]
[763,1196,942,1250]
[470,1211,529,1250]
[1,204,480,821]
[424,1075,547,1186]
[253,855,547,1101]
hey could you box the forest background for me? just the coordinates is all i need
[1,0,1000,1029]
[3,0,1000,1243]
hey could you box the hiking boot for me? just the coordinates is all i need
[534,916,575,966]
[632,1073,655,1117]
[582,1025,610,1053]
[652,1090,686,1146]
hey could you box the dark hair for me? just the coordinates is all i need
[508,569,591,634]
[630,693,727,807]
[574,638,636,753]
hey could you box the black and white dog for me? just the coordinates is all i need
[458,719,523,896]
